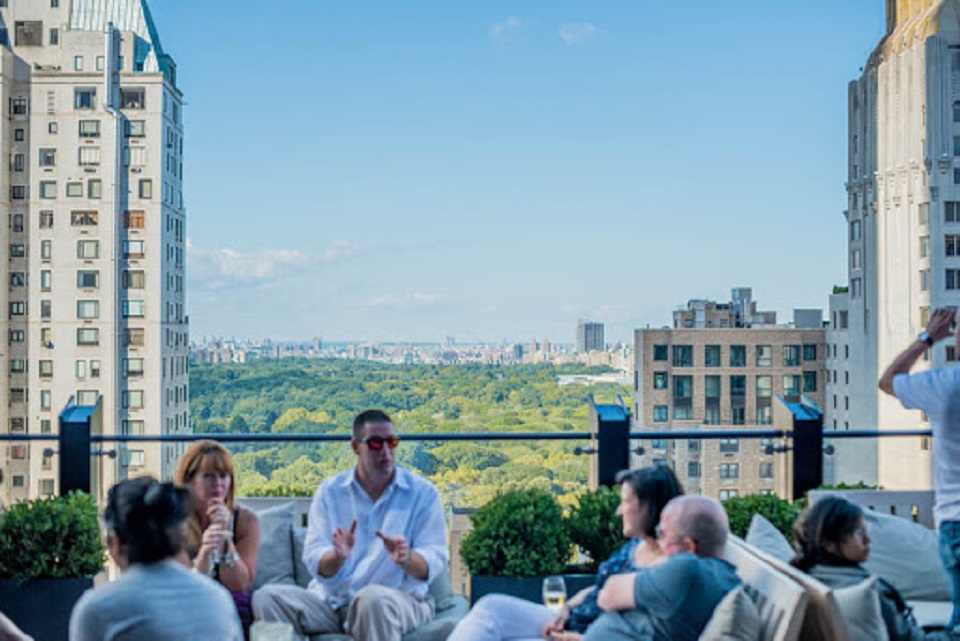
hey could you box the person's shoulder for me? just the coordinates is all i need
[398,466,439,494]
[236,505,260,528]
[317,470,351,494]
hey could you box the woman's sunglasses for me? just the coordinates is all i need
[358,436,400,451]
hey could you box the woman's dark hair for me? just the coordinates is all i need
[104,476,192,565]
[615,465,684,538]
[790,496,865,571]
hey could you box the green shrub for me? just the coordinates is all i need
[566,486,624,572]
[461,489,571,577]
[0,492,105,580]
[723,494,800,541]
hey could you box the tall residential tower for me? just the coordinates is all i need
[827,0,960,487]
[0,0,188,503]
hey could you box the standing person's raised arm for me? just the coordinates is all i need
[880,308,955,395]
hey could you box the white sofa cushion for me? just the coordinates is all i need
[833,576,889,641]
[699,585,761,640]
[745,514,794,563]
[250,501,297,591]
[861,510,951,601]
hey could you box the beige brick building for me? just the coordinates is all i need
[633,290,826,501]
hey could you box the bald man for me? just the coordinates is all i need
[583,495,739,641]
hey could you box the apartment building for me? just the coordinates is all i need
[826,0,960,487]
[0,0,188,503]
[576,320,604,353]
[633,291,826,501]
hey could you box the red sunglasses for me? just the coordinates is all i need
[358,436,400,451]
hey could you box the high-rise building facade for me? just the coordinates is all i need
[826,0,960,488]
[576,320,604,353]
[0,0,188,503]
[634,293,826,501]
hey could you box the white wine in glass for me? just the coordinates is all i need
[542,575,567,613]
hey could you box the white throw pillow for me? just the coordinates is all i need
[861,510,951,601]
[744,514,794,563]
[699,585,762,641]
[832,576,890,641]
[245,501,296,591]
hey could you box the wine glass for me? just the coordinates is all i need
[542,575,567,613]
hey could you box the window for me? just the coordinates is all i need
[803,371,818,393]
[66,181,82,197]
[10,185,25,200]
[38,148,55,166]
[40,328,52,347]
[123,300,145,317]
[88,179,101,199]
[39,360,53,377]
[759,462,774,479]
[652,371,668,389]
[76,300,99,319]
[77,327,99,345]
[674,375,693,398]
[120,88,145,110]
[756,345,772,367]
[947,270,960,291]
[757,375,772,398]
[122,420,145,435]
[730,345,746,367]
[651,439,667,450]
[78,120,100,137]
[850,219,862,240]
[122,390,144,408]
[839,311,849,329]
[123,358,144,378]
[124,240,145,258]
[39,181,56,199]
[78,146,100,166]
[70,210,98,227]
[49,27,58,45]
[653,405,668,422]
[672,345,693,367]
[77,390,98,406]
[687,462,701,478]
[39,210,53,228]
[653,345,668,361]
[921,269,931,291]
[128,146,147,166]
[719,438,739,453]
[10,243,25,257]
[74,55,83,71]
[802,344,817,361]
[11,153,24,172]
[77,240,99,259]
[9,359,26,373]
[720,463,739,479]
[125,450,145,467]
[40,299,51,318]
[10,213,22,232]
[77,270,99,288]
[48,122,58,134]
[126,120,146,137]
[74,88,96,110]
[123,328,144,346]
[949,235,960,257]
[783,345,801,367]
[705,375,721,398]
[39,389,51,410]
[40,242,51,263]
[9,97,26,116]
[11,476,24,488]
[125,210,145,228]
[96,55,104,71]
[39,479,55,497]
[783,375,801,397]
[13,128,23,141]
[90,360,100,378]
[9,272,24,287]
[9,330,24,343]
[918,236,929,260]
[757,405,772,425]
[704,406,720,425]
[8,302,25,317]
[851,278,862,298]
[730,375,746,397]
[14,21,42,46]
[705,345,721,367]
[953,167,960,185]
[138,179,153,199]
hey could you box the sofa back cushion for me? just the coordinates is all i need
[745,514,794,563]
[292,526,313,588]
[832,576,889,641]
[860,510,950,601]
[250,501,297,591]
[699,585,762,641]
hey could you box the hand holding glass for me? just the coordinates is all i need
[542,576,567,613]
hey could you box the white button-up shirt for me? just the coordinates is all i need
[302,465,448,608]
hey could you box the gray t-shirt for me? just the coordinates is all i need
[69,560,243,641]
[583,553,740,641]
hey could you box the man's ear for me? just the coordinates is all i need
[684,536,699,555]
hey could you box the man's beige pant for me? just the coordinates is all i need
[253,584,434,641]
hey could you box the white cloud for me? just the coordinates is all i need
[490,16,528,42]
[559,22,599,45]
[366,293,443,309]
[187,239,360,290]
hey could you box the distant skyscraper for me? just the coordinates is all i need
[826,0,960,488]
[0,0,188,503]
[577,321,604,353]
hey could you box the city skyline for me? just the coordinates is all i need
[150,0,886,343]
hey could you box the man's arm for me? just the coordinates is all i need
[406,485,449,583]
[879,308,954,395]
[596,573,637,612]
[303,480,351,588]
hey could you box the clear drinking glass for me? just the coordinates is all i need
[542,575,567,613]
[250,621,294,641]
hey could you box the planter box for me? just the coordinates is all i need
[470,573,596,606]
[0,577,93,641]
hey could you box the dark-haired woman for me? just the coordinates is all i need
[448,466,684,641]
[69,477,243,641]
[792,496,957,641]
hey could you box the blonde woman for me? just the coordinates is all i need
[175,440,260,636]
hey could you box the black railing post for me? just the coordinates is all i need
[588,398,630,489]
[774,395,823,500]
[59,399,94,495]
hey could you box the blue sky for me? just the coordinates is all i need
[150,0,887,344]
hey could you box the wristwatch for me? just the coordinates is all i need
[918,331,935,346]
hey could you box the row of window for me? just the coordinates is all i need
[653,404,777,425]
[10,299,144,318]
[10,179,152,201]
[652,372,817,395]
[10,239,146,260]
[11,269,144,291]
[6,327,143,347]
[652,344,817,368]
[649,437,774,453]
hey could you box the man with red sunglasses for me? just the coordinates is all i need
[253,409,448,641]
